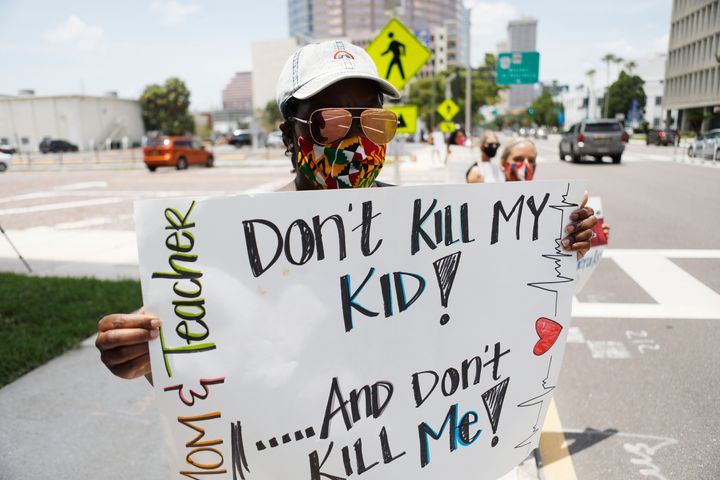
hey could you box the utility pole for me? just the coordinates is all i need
[465,6,472,139]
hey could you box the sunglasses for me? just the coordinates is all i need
[292,107,398,145]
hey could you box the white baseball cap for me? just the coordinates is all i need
[276,40,400,113]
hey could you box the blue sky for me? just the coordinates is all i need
[0,1,671,111]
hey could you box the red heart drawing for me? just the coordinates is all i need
[533,317,563,356]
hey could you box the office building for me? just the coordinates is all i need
[251,38,301,112]
[663,0,720,131]
[506,17,538,111]
[222,72,253,113]
[287,0,469,75]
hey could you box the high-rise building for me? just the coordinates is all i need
[663,0,720,131]
[222,72,253,113]
[287,0,469,75]
[506,17,538,111]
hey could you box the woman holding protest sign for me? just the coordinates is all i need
[498,137,610,243]
[95,41,598,382]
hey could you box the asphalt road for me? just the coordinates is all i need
[531,137,720,480]
[0,138,718,479]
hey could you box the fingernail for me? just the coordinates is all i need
[570,213,578,220]
[562,238,570,248]
[566,224,575,233]
[150,329,159,339]
[150,318,161,328]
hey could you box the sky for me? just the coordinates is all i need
[0,0,672,111]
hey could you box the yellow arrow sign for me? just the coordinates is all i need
[437,98,460,121]
[440,121,456,133]
[366,18,432,92]
[386,104,418,134]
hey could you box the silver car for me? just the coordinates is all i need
[559,119,627,163]
[688,129,720,161]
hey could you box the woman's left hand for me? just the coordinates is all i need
[562,191,597,259]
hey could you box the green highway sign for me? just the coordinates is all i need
[496,51,540,85]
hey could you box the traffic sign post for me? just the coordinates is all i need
[496,51,540,85]
[386,104,418,134]
[440,121,456,133]
[437,98,460,121]
[366,18,432,92]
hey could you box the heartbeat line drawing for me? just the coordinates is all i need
[514,356,555,450]
[526,183,577,316]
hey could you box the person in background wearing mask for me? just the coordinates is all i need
[466,131,503,183]
[499,137,611,241]
[500,138,538,182]
[94,40,598,383]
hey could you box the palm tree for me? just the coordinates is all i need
[625,60,637,75]
[585,69,597,118]
[613,56,624,79]
[601,53,615,117]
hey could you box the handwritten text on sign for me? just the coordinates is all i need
[134,181,584,479]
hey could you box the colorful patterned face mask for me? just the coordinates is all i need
[504,161,536,181]
[296,135,386,189]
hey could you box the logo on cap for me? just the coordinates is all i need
[333,50,354,60]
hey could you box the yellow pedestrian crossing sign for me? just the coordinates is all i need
[386,104,418,134]
[437,98,460,121]
[366,18,432,92]
[440,121,456,133]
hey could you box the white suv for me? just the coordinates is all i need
[0,152,11,172]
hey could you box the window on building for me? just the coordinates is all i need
[21,137,29,145]
[655,96,662,106]
[653,118,661,127]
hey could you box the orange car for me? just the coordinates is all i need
[143,136,214,171]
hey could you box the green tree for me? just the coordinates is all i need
[624,60,637,75]
[139,77,194,135]
[601,71,646,119]
[528,88,564,127]
[259,100,283,133]
[408,61,502,130]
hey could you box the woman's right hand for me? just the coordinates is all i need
[96,309,160,382]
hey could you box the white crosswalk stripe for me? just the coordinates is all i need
[573,249,720,320]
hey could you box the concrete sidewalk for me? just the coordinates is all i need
[0,148,542,479]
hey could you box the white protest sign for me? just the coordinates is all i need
[575,197,607,292]
[134,180,585,480]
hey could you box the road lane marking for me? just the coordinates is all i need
[566,327,585,344]
[55,217,114,229]
[540,398,578,479]
[0,197,123,215]
[55,181,108,190]
[586,340,631,359]
[574,249,720,320]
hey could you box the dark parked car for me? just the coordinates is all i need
[559,119,627,163]
[228,130,252,147]
[646,129,679,146]
[39,138,79,153]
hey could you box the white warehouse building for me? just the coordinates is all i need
[0,92,144,153]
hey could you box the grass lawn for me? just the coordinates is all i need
[0,273,141,388]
